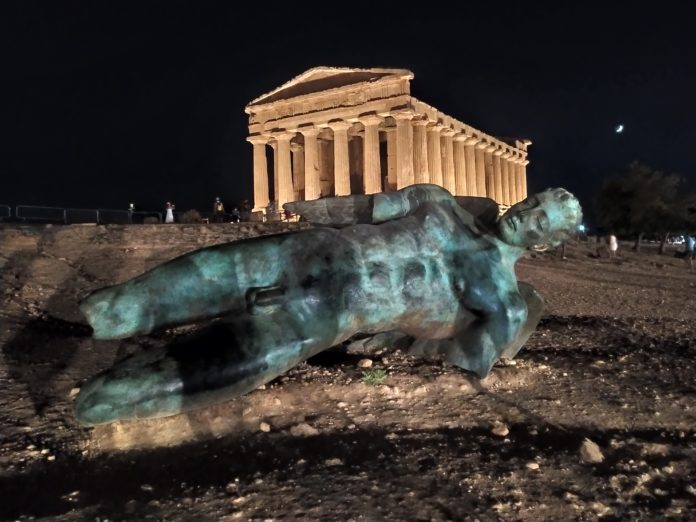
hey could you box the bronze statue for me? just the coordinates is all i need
[75,184,582,425]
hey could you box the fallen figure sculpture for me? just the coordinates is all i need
[74,184,582,425]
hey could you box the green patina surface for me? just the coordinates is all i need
[76,184,582,426]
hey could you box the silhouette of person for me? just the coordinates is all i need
[164,202,175,224]
[76,184,582,425]
[213,197,225,223]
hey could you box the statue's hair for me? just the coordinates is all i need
[536,188,583,247]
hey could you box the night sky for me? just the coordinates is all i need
[3,2,695,222]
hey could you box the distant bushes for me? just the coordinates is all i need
[180,209,202,223]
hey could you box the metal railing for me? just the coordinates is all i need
[0,205,11,220]
[9,205,163,225]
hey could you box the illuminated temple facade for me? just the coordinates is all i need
[245,67,530,214]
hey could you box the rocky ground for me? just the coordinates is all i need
[1,224,695,521]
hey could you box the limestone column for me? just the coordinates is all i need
[247,136,270,212]
[492,148,504,204]
[270,141,279,204]
[291,143,304,201]
[393,111,414,189]
[300,127,320,201]
[329,121,351,196]
[412,119,429,184]
[426,124,443,186]
[463,137,479,197]
[385,128,397,191]
[484,144,496,202]
[508,153,520,204]
[453,135,468,196]
[475,141,487,198]
[441,128,456,194]
[520,159,529,200]
[501,151,512,206]
[360,115,382,194]
[276,132,295,209]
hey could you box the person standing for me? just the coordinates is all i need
[685,234,695,271]
[608,233,618,258]
[213,197,225,223]
[165,202,175,224]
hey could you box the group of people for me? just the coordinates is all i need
[155,198,249,224]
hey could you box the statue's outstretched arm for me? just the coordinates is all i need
[407,281,540,378]
[283,183,457,226]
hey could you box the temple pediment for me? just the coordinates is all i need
[247,67,413,108]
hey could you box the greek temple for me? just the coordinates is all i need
[245,67,530,214]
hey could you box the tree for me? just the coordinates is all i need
[595,161,695,253]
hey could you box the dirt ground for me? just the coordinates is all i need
[1,224,695,521]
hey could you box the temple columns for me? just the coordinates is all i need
[291,143,304,201]
[247,136,270,212]
[464,137,478,196]
[484,145,496,201]
[412,119,430,184]
[441,129,456,195]
[275,132,295,209]
[501,151,512,206]
[453,135,468,196]
[475,141,487,198]
[492,148,504,204]
[328,121,351,196]
[360,115,383,194]
[385,128,397,191]
[300,127,321,201]
[520,159,529,200]
[427,124,443,186]
[393,111,415,189]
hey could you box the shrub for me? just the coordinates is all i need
[362,369,387,385]
[180,209,201,223]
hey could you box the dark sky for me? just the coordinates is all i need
[3,2,695,220]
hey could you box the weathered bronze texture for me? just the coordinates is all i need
[75,184,582,426]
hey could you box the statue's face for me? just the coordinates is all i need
[500,193,571,247]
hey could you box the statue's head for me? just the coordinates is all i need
[499,188,583,248]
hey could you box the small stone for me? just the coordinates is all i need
[357,358,373,368]
[591,502,610,516]
[580,438,605,464]
[324,458,343,467]
[385,432,398,440]
[526,462,540,470]
[225,481,239,494]
[491,421,509,437]
[140,484,154,492]
[181,497,194,506]
[47,455,55,461]
[40,448,50,455]
[69,388,80,398]
[259,422,271,432]
[242,407,252,416]
[337,401,348,408]
[289,423,319,437]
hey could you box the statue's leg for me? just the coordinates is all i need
[80,231,331,340]
[499,281,544,359]
[74,308,340,426]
